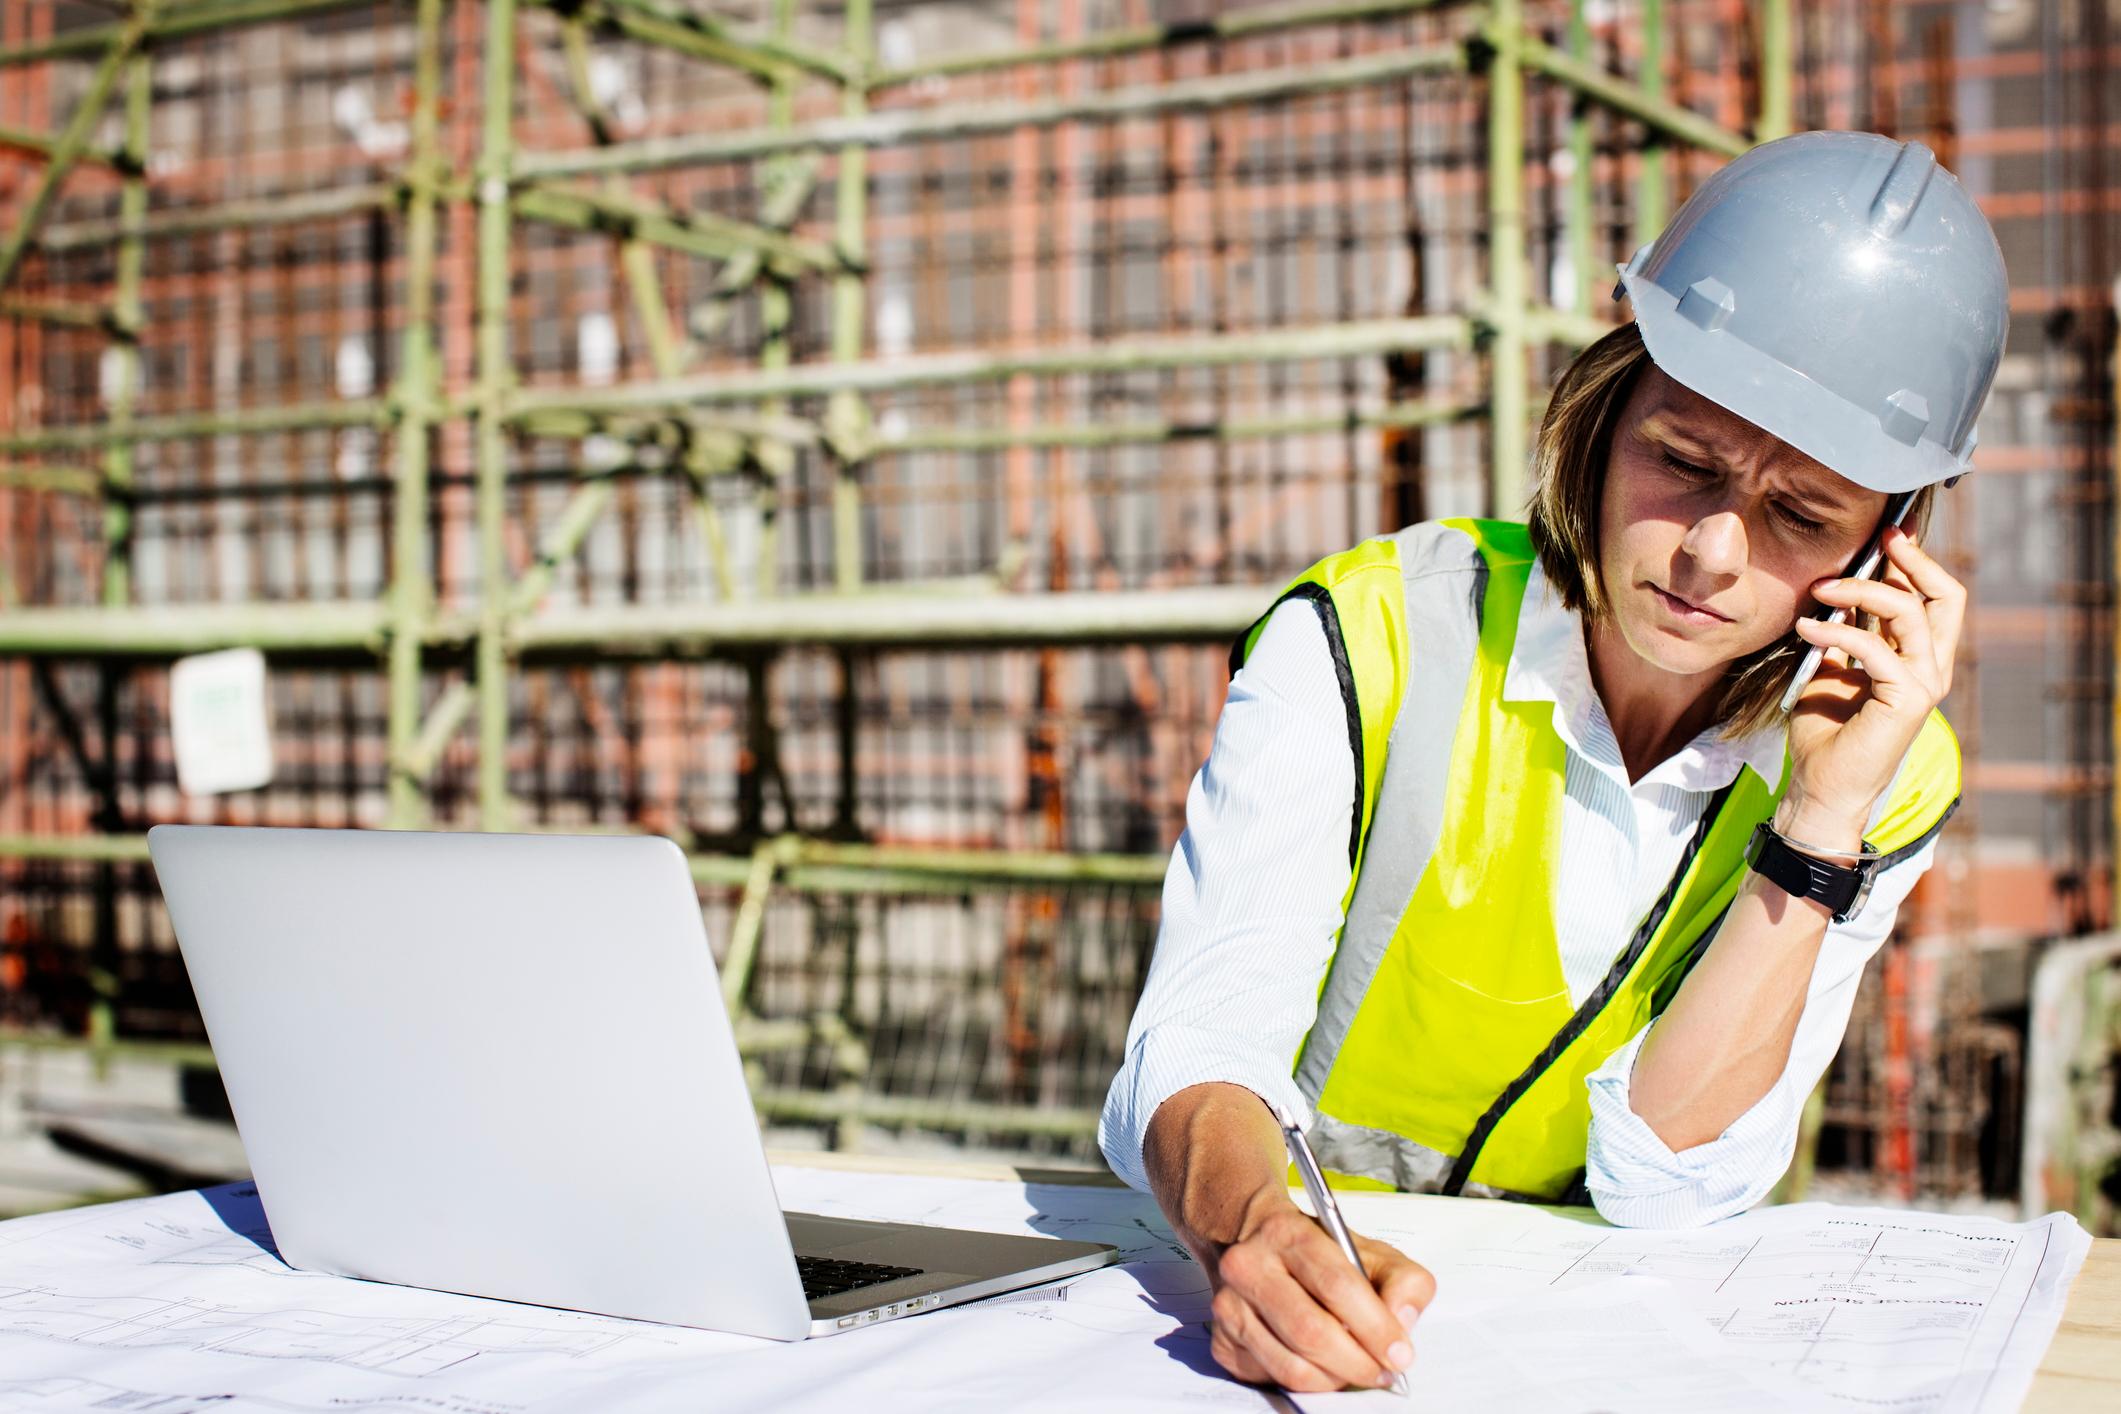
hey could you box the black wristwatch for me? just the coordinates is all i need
[1744,822,1880,924]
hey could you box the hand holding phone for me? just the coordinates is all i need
[1778,490,1923,715]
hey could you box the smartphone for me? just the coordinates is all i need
[1778,489,1922,715]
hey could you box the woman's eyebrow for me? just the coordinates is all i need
[1780,481,1863,518]
[1638,414,1735,464]
[1644,414,1865,517]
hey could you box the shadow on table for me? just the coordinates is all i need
[198,1180,290,1266]
[1017,1179,1244,1387]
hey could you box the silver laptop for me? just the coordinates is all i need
[146,825,1118,1339]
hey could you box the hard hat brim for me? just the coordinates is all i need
[1619,266,1973,496]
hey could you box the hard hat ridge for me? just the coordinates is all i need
[1864,141,1935,238]
[1614,130,2009,495]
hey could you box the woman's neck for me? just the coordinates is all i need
[1583,618,1725,784]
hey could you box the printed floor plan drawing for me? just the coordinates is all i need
[0,1168,2088,1414]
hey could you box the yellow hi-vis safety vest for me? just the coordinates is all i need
[1233,518,1961,1203]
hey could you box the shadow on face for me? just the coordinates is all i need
[1595,366,1889,681]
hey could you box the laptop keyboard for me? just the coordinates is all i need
[797,1255,925,1301]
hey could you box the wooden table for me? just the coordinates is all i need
[2029,1232,2121,1412]
[773,1150,2121,1411]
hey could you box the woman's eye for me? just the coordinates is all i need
[1774,503,1825,535]
[1657,450,1826,535]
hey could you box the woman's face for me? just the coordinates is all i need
[1596,365,1889,678]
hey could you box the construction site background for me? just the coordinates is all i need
[0,0,2117,1228]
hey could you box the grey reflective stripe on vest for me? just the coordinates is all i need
[1293,523,1489,1109]
[1308,1112,1526,1202]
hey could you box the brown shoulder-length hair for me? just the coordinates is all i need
[1523,322,1935,740]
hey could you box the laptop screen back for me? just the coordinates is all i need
[148,825,812,1337]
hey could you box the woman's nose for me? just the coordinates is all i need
[1679,510,1749,577]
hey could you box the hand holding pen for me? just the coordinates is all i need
[1179,1087,1434,1394]
[1274,1102,1412,1397]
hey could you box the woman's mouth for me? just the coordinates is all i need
[1650,584,1731,625]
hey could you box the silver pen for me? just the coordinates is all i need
[1269,1100,1410,1397]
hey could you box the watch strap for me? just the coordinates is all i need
[1744,822,1877,924]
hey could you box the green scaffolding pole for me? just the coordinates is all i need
[752,0,802,599]
[512,181,841,272]
[475,0,520,830]
[867,0,1449,88]
[0,0,383,67]
[507,315,1477,415]
[1633,0,1668,246]
[874,399,1483,455]
[0,583,1278,658]
[0,462,101,495]
[831,0,871,594]
[506,479,615,616]
[2114,294,2121,949]
[0,11,146,293]
[545,0,846,85]
[0,121,128,170]
[1485,0,1528,517]
[516,43,1469,179]
[39,183,400,251]
[0,398,393,455]
[1514,31,1744,158]
[0,296,122,330]
[0,828,1165,884]
[102,54,149,609]
[1756,0,1793,142]
[1564,0,1596,318]
[77,49,153,1077]
[386,0,446,828]
[0,601,393,656]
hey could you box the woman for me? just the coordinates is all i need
[1098,131,2009,1394]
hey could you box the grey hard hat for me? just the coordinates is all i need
[1614,130,2009,494]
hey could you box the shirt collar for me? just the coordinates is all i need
[1501,559,1786,794]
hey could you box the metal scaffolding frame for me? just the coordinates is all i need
[0,0,1791,1135]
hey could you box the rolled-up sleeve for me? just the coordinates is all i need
[1097,601,1356,1191]
[1583,834,1939,1227]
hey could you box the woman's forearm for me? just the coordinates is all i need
[1628,799,1862,1152]
[1142,1081,1293,1265]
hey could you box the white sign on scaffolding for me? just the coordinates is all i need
[169,648,275,796]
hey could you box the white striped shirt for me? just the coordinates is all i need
[1099,560,1934,1227]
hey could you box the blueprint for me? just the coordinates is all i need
[1325,1189,2089,1412]
[1295,1277,1817,1413]
[0,1166,2091,1413]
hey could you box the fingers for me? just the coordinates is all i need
[1809,526,1969,698]
[1207,1208,1420,1392]
[1881,524,1961,604]
[1883,526,1966,678]
[1358,1234,1437,1332]
[1281,1234,1415,1379]
[1209,1283,1340,1391]
[1878,557,1916,600]
[1255,1250,1402,1389]
[1792,616,1924,703]
[1810,574,1936,675]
